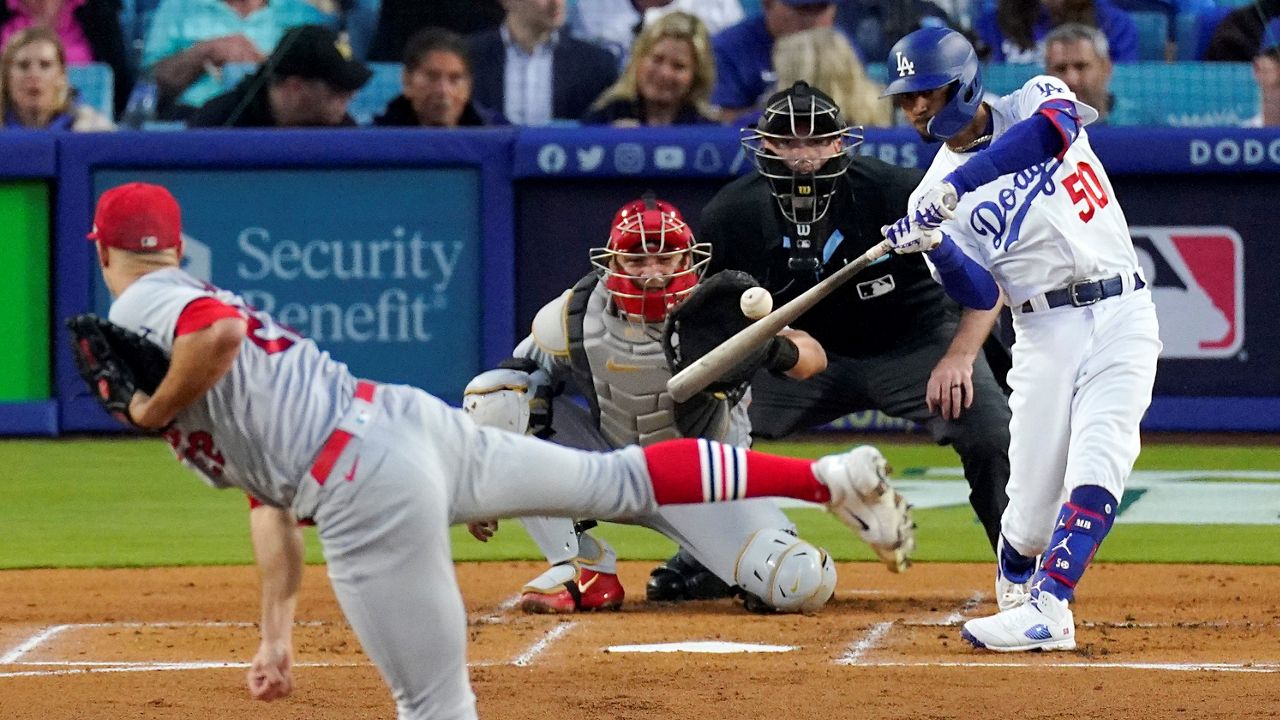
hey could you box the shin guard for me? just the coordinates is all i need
[1033,485,1117,602]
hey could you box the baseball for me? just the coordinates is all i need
[740,287,773,320]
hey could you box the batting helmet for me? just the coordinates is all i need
[881,27,983,141]
[740,81,862,229]
[589,193,711,323]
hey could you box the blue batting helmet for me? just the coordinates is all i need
[881,28,983,140]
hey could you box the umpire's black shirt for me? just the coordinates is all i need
[700,156,956,359]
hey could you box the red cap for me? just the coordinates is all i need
[87,182,182,252]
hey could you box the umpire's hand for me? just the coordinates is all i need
[927,351,975,420]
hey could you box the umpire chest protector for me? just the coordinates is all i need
[554,275,731,447]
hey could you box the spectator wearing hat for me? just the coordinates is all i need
[374,27,505,127]
[710,0,843,122]
[187,24,370,127]
[143,0,332,120]
[1205,0,1279,61]
[468,0,618,125]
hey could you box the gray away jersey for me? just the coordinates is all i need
[109,268,356,510]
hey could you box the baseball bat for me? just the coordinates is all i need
[667,238,894,403]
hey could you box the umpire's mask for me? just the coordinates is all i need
[741,82,862,274]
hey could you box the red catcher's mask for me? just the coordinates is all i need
[589,196,710,322]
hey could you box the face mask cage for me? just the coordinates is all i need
[588,209,712,322]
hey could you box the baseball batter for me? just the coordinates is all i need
[881,28,1161,651]
[462,196,911,615]
[85,181,912,719]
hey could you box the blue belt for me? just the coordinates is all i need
[1021,273,1145,313]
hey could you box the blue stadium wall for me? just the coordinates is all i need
[1,126,1276,435]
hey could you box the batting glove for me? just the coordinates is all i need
[882,213,942,255]
[914,181,958,228]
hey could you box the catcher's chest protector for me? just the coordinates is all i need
[567,280,728,448]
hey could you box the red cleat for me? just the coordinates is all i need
[519,565,625,614]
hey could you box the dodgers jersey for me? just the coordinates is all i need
[109,268,356,510]
[917,76,1141,305]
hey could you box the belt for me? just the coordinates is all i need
[1020,272,1145,313]
[308,380,376,485]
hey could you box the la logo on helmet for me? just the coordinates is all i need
[896,52,915,77]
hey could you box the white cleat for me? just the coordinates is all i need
[814,445,916,573]
[961,592,1076,652]
[996,573,1032,611]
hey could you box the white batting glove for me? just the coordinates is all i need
[882,214,942,254]
[915,181,958,228]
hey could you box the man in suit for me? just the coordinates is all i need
[469,0,619,124]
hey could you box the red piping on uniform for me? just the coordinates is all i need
[308,380,376,484]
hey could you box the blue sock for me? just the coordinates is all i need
[998,533,1036,583]
[1032,485,1118,603]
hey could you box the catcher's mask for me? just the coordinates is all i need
[741,81,862,274]
[590,193,711,323]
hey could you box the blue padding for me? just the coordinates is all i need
[0,401,58,436]
[0,135,57,177]
[1143,397,1280,431]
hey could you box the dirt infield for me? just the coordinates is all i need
[2,562,1278,719]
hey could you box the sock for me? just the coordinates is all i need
[999,533,1036,583]
[642,438,830,506]
[1032,485,1118,603]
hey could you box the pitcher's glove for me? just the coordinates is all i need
[662,270,799,395]
[66,313,170,428]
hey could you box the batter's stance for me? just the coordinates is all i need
[881,28,1161,651]
[84,182,909,718]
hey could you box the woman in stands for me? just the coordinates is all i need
[0,0,131,116]
[772,26,892,127]
[1,27,113,130]
[582,11,718,126]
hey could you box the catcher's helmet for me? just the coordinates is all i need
[590,194,710,323]
[881,27,983,141]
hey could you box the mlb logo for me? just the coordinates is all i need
[1129,227,1244,359]
[856,275,895,300]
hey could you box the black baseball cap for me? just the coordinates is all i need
[269,25,372,92]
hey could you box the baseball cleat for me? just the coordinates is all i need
[996,572,1032,611]
[960,592,1076,652]
[519,565,625,614]
[814,445,916,573]
[646,550,734,602]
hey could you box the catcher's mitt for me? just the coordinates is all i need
[662,270,770,394]
[66,313,171,427]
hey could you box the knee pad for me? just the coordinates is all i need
[733,529,836,614]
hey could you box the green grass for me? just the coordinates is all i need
[1,436,1277,569]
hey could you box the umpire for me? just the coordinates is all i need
[705,81,1011,549]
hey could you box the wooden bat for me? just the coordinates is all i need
[667,239,894,403]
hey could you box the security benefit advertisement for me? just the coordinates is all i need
[93,169,482,398]
[1114,174,1271,400]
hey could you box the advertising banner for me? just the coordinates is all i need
[92,168,483,399]
[0,182,51,402]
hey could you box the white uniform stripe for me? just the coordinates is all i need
[735,447,749,500]
[706,435,716,502]
[710,440,725,501]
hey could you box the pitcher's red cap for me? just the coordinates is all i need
[87,183,182,251]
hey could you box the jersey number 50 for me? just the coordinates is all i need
[1063,161,1109,223]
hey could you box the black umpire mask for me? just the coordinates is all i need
[741,81,862,276]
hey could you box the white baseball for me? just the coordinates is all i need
[739,287,773,320]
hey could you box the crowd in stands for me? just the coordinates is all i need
[1,0,1277,132]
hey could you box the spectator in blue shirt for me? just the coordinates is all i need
[469,0,618,125]
[975,0,1138,63]
[710,0,839,122]
[582,11,718,125]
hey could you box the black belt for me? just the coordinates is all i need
[1020,273,1145,313]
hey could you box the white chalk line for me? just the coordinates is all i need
[942,591,985,625]
[851,661,1280,674]
[0,625,76,664]
[511,622,577,668]
[835,622,894,666]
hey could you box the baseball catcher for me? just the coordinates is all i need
[462,194,916,615]
[66,313,171,428]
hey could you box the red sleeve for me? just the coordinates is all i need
[176,297,241,337]
[246,493,315,526]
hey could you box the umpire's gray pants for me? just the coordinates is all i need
[748,319,1011,550]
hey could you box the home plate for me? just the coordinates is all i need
[605,641,795,654]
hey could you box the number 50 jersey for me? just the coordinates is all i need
[108,267,356,511]
[915,76,1140,306]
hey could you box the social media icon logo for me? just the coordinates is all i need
[614,143,645,173]
[577,145,605,171]
[694,143,723,172]
[537,144,567,173]
[654,145,686,170]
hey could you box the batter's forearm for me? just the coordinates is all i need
[250,506,305,645]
